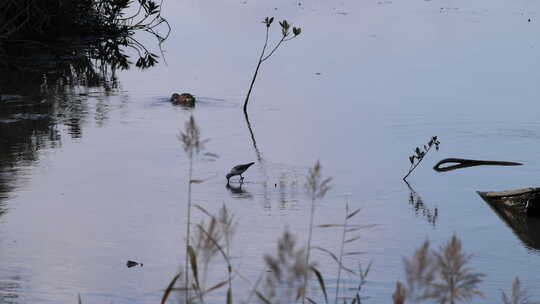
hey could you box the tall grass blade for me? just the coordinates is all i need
[318,224,344,228]
[347,208,362,219]
[344,251,366,256]
[361,262,372,279]
[185,281,230,304]
[203,152,219,158]
[392,281,406,304]
[188,246,200,290]
[335,203,348,304]
[161,273,181,304]
[201,280,228,295]
[195,223,230,264]
[194,204,213,217]
[297,286,306,301]
[311,266,329,304]
[227,287,232,304]
[256,291,272,304]
[312,247,355,274]
[190,179,207,184]
[345,236,362,243]
[346,225,377,233]
[306,297,318,304]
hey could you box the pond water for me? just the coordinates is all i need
[2,0,540,303]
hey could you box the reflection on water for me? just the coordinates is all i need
[226,180,252,199]
[405,181,438,226]
[2,0,540,302]
[0,96,58,211]
[244,111,263,162]
[277,173,300,210]
[0,87,116,208]
[0,173,10,217]
[0,27,163,215]
[0,274,20,304]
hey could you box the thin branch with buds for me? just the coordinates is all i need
[243,17,302,114]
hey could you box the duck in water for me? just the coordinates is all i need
[226,162,255,184]
[170,93,196,106]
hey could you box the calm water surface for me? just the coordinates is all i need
[2,0,540,303]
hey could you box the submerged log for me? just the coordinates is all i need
[479,187,540,199]
[478,188,540,251]
[478,187,540,216]
[478,187,540,215]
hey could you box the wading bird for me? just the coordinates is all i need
[226,162,255,184]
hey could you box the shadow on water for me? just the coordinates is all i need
[404,181,438,226]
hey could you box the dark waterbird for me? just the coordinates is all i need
[226,162,255,183]
[170,93,196,106]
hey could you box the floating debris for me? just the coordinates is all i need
[126,260,143,268]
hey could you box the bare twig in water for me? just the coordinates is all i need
[403,136,440,181]
[243,17,301,114]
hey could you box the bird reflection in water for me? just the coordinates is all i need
[226,180,252,199]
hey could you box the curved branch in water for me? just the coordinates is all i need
[433,158,522,172]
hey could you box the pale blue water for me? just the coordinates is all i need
[1,0,540,303]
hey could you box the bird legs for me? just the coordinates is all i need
[227,176,245,185]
